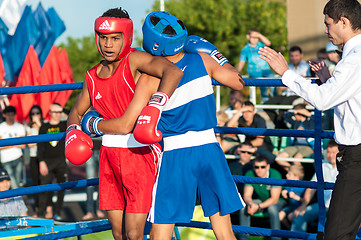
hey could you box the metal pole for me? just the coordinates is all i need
[215,85,221,111]
[160,0,165,11]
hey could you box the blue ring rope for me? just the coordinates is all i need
[0,78,318,95]
[0,178,98,199]
[0,129,334,148]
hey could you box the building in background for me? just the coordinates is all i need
[287,0,329,60]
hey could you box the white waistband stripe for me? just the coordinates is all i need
[163,129,217,151]
[102,134,150,148]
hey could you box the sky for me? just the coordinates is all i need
[26,0,158,47]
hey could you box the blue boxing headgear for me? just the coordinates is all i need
[142,11,188,56]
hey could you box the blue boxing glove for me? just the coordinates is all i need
[184,35,229,66]
[80,110,104,137]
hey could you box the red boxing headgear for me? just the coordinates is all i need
[94,16,133,60]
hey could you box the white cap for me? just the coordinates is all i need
[326,42,338,53]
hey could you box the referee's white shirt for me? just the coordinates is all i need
[282,34,361,146]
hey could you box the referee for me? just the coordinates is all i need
[258,0,361,239]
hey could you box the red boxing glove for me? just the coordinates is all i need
[133,92,169,144]
[65,124,93,165]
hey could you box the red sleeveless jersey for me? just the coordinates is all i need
[86,50,136,120]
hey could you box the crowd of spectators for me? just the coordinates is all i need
[0,103,104,222]
[217,40,340,237]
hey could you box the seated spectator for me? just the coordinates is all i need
[276,104,315,171]
[263,92,304,130]
[228,141,256,194]
[311,48,334,78]
[325,42,340,74]
[309,43,340,84]
[279,165,305,229]
[240,156,285,240]
[227,101,275,164]
[289,140,338,239]
[216,110,239,153]
[263,45,311,129]
[288,46,311,77]
[0,168,28,217]
[224,89,244,119]
[316,48,328,61]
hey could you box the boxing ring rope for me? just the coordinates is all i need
[0,80,354,239]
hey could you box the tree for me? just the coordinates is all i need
[149,0,287,105]
[59,35,101,110]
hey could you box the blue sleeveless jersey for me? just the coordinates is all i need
[158,53,217,137]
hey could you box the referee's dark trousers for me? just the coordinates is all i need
[325,144,361,240]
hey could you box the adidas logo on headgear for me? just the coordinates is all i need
[99,20,111,30]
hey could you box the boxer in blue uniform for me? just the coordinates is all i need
[81,11,246,240]
[140,12,245,240]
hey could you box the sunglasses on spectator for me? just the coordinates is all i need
[50,111,62,114]
[31,112,41,116]
[254,165,266,169]
[240,151,253,155]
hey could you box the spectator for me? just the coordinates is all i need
[227,101,275,164]
[314,48,334,77]
[263,45,312,129]
[26,105,51,217]
[279,165,305,229]
[310,43,341,79]
[216,110,240,153]
[224,90,244,119]
[237,28,275,103]
[81,137,105,220]
[0,106,26,189]
[276,104,315,171]
[280,46,311,101]
[223,90,245,153]
[263,94,305,130]
[325,42,340,74]
[316,48,328,61]
[240,156,285,240]
[228,141,256,194]
[229,141,256,176]
[37,103,67,220]
[288,46,311,77]
[0,168,27,217]
[289,140,338,239]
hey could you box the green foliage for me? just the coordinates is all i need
[58,35,102,110]
[150,0,287,105]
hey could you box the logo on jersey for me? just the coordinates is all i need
[95,92,102,100]
[98,20,111,31]
[181,66,187,72]
[214,52,225,61]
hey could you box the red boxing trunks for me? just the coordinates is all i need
[99,144,160,213]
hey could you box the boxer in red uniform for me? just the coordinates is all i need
[66,7,182,240]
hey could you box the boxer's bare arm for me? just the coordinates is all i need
[97,74,160,134]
